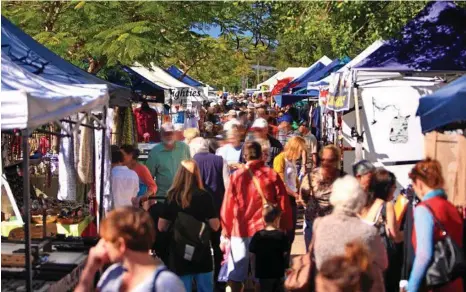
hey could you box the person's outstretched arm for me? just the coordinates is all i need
[407,206,434,292]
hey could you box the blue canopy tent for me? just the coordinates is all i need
[274,57,350,107]
[417,75,466,133]
[1,16,135,106]
[115,66,166,103]
[282,56,331,92]
[165,65,204,87]
[290,57,350,92]
[274,93,319,108]
[354,1,466,72]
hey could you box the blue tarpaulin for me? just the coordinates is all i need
[354,1,466,72]
[417,75,466,133]
[291,57,350,92]
[283,62,327,92]
[1,16,134,106]
[274,92,319,108]
[118,66,165,103]
[166,65,204,87]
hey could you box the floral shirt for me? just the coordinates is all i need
[300,167,345,221]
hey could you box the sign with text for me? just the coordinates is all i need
[164,87,206,107]
[327,71,352,112]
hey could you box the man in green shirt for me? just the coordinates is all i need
[146,123,191,200]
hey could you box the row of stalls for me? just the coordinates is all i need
[270,1,466,208]
[0,16,211,292]
[1,15,125,292]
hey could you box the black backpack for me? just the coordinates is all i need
[173,211,212,264]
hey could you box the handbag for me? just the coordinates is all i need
[284,222,317,292]
[422,203,466,288]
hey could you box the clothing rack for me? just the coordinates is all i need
[1,107,108,292]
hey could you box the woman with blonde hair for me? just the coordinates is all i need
[273,136,307,253]
[184,128,200,146]
[158,159,220,292]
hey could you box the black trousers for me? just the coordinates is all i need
[211,228,223,286]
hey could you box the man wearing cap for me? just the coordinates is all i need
[223,110,240,133]
[239,118,283,167]
[146,122,191,200]
[352,160,376,193]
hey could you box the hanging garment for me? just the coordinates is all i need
[78,116,95,184]
[311,106,321,140]
[173,111,186,124]
[73,114,81,171]
[39,136,50,156]
[134,106,158,143]
[95,108,112,223]
[58,121,77,201]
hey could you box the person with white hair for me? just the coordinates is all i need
[189,137,230,289]
[223,109,241,132]
[216,126,243,173]
[312,175,388,292]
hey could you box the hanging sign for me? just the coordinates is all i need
[164,87,205,106]
[327,71,351,112]
[319,88,329,107]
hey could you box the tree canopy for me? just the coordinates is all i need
[3,1,465,91]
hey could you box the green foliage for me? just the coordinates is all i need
[2,1,464,91]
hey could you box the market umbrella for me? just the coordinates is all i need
[417,75,466,133]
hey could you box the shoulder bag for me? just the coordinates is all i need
[284,219,317,292]
[246,166,279,211]
[422,203,466,288]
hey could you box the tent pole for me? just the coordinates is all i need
[353,85,364,159]
[22,129,33,292]
[98,106,107,227]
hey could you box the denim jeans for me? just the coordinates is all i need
[304,218,313,252]
[179,271,213,292]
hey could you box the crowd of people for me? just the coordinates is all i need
[76,98,464,292]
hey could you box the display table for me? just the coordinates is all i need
[1,242,88,292]
[56,216,93,237]
[1,221,23,237]
[2,216,93,238]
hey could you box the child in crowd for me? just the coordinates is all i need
[249,205,289,292]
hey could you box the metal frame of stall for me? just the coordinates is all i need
[3,108,108,292]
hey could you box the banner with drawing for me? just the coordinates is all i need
[327,71,352,112]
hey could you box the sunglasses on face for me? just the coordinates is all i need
[321,157,337,163]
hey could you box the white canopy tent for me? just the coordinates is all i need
[130,63,207,106]
[307,41,385,90]
[256,71,283,90]
[1,54,109,130]
[256,66,312,90]
[1,53,110,292]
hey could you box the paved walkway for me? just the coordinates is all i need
[291,216,306,256]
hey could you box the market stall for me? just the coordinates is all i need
[417,75,466,208]
[1,53,109,292]
[1,16,134,107]
[340,1,466,188]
